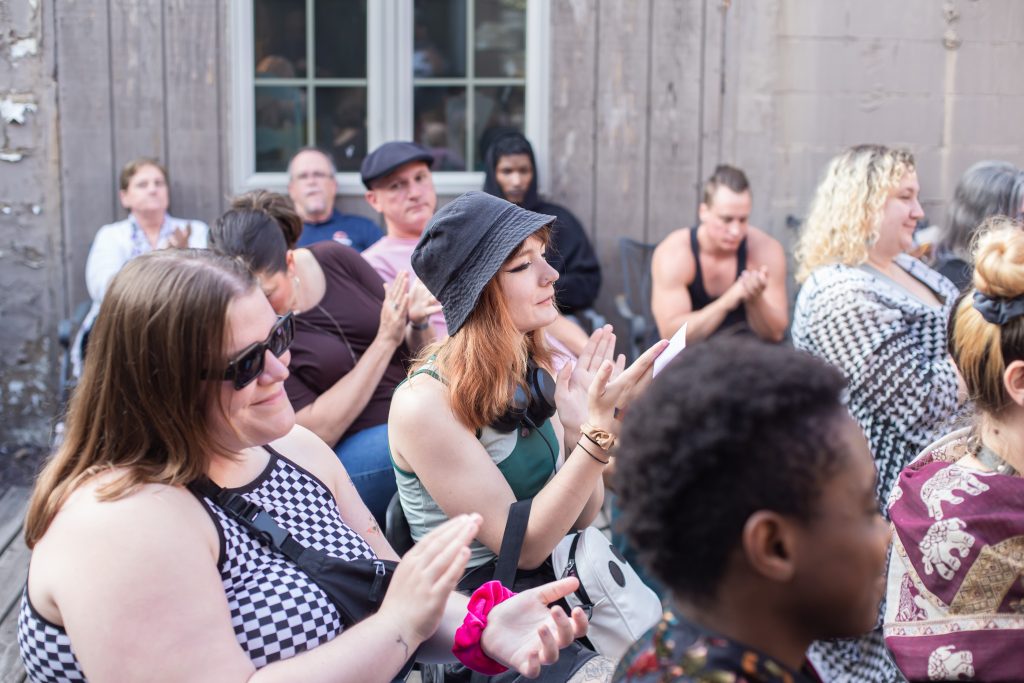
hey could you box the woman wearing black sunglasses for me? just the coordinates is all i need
[18,248,588,682]
[208,190,440,527]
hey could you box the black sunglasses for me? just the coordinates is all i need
[223,313,295,390]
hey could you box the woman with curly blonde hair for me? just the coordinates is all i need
[792,144,961,683]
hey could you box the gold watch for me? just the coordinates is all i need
[581,422,616,452]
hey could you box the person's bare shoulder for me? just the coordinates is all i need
[746,226,786,263]
[652,228,697,283]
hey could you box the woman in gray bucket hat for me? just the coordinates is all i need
[390,191,667,677]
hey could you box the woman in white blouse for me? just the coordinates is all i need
[76,158,209,371]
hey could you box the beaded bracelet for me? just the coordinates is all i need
[452,580,516,674]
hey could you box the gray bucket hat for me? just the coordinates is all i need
[412,191,556,335]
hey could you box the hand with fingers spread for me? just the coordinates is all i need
[586,337,670,439]
[376,514,480,648]
[407,276,442,328]
[481,577,591,677]
[554,324,624,438]
[378,271,411,346]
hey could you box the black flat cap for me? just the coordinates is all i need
[360,141,435,189]
[412,191,556,335]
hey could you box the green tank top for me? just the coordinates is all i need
[391,367,559,567]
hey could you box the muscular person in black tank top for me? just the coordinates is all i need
[650,165,789,343]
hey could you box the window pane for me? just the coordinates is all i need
[473,85,525,170]
[474,0,526,78]
[255,86,308,172]
[314,0,367,78]
[315,87,368,172]
[254,0,307,78]
[414,86,468,171]
[414,0,467,78]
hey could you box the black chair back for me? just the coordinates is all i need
[614,237,658,363]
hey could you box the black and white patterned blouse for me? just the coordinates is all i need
[792,254,959,683]
[18,448,375,682]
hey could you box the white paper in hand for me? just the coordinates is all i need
[653,323,687,378]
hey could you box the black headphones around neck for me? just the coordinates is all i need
[490,358,557,433]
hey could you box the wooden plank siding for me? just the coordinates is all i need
[0,487,33,683]
[55,0,229,308]
[54,0,118,312]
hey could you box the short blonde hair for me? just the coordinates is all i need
[951,217,1024,415]
[795,145,916,282]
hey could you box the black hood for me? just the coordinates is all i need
[482,131,541,211]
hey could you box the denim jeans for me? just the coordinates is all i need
[333,423,396,528]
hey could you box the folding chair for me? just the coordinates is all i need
[614,237,658,363]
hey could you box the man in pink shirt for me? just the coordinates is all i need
[360,141,449,338]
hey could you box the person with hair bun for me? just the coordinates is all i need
[792,144,961,682]
[209,190,440,525]
[613,337,890,682]
[885,218,1024,682]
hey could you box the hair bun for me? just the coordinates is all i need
[972,218,1024,298]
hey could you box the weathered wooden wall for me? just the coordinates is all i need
[6,0,1024,446]
[0,0,62,443]
[54,0,230,310]
[548,0,1024,332]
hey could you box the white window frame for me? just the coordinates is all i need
[229,0,549,197]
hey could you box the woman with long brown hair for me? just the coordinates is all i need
[389,192,666,679]
[18,248,588,682]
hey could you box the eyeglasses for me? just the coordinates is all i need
[222,313,294,389]
[292,170,333,182]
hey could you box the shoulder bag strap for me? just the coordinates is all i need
[189,476,310,563]
[493,499,532,588]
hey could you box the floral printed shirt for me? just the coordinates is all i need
[613,607,822,683]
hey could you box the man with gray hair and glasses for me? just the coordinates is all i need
[287,147,384,250]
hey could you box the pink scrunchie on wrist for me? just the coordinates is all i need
[452,580,516,674]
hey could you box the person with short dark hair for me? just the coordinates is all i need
[287,147,384,250]
[651,164,788,343]
[208,190,439,525]
[613,337,890,682]
[930,160,1024,290]
[482,131,602,315]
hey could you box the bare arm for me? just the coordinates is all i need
[390,335,666,569]
[651,231,743,342]
[742,231,789,343]
[295,275,410,446]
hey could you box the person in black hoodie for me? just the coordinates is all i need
[483,132,602,315]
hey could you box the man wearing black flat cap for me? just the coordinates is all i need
[360,141,448,337]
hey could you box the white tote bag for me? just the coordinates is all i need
[552,527,663,661]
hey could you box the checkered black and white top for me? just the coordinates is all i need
[18,448,376,681]
[793,254,959,683]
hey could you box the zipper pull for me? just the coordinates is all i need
[369,560,387,603]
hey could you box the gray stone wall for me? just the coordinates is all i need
[0,0,62,445]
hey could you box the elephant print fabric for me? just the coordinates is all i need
[883,428,1024,682]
